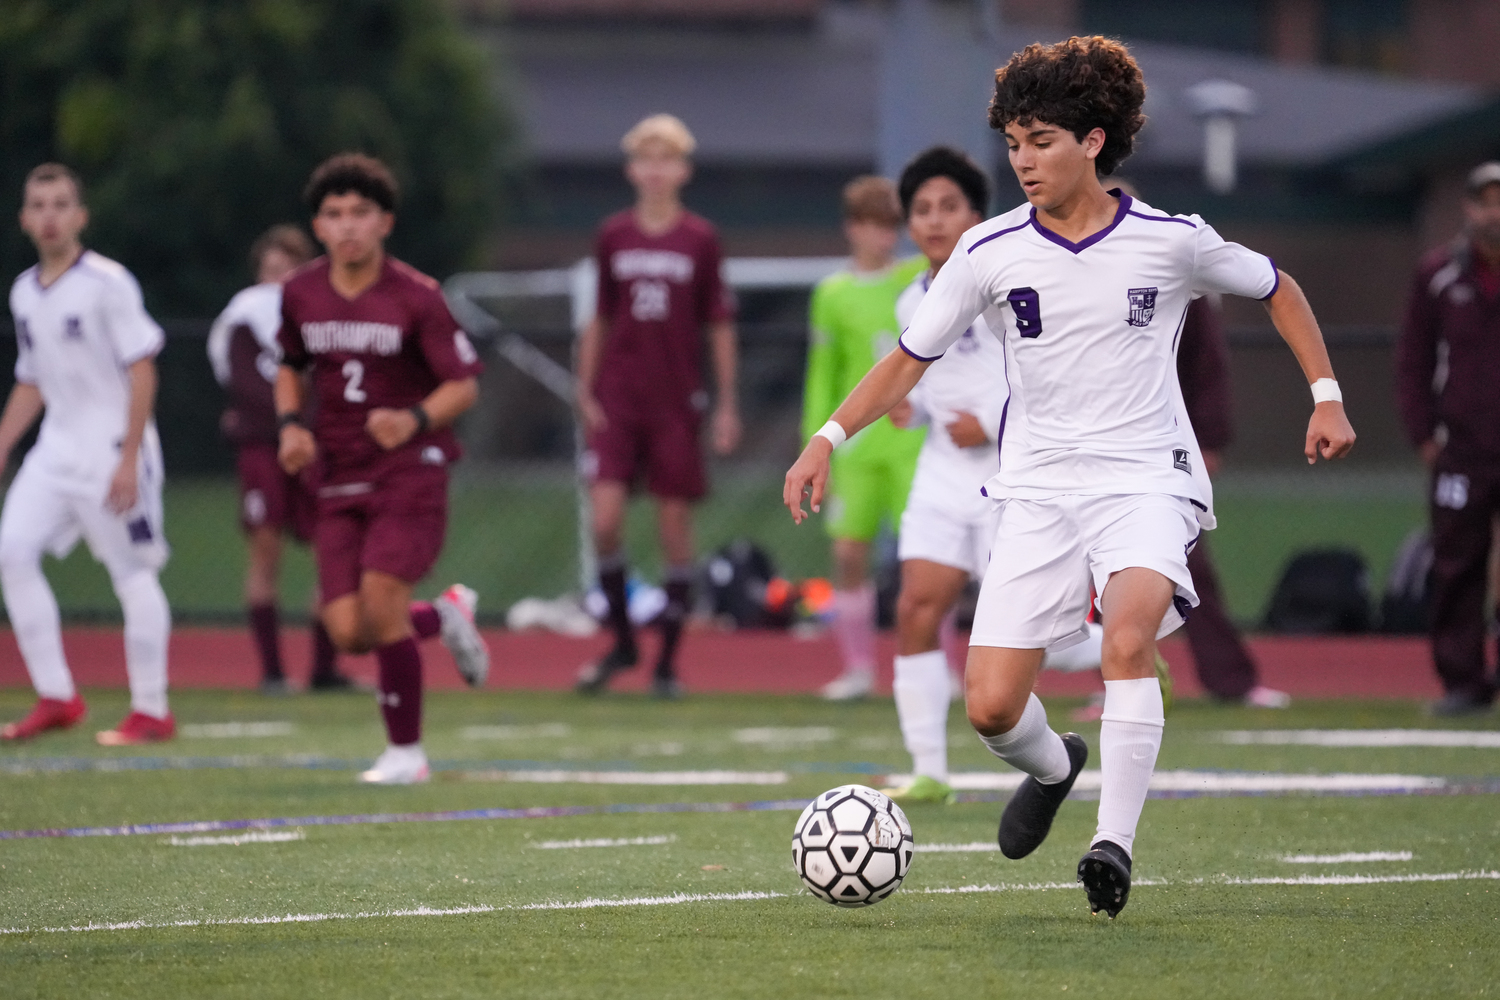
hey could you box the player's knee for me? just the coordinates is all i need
[0,534,44,581]
[1101,626,1153,670]
[895,588,943,640]
[966,690,1027,737]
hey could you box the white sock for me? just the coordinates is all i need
[893,650,950,781]
[0,550,74,700]
[1043,621,1104,673]
[976,693,1070,783]
[114,571,171,719]
[831,583,876,677]
[1095,677,1165,857]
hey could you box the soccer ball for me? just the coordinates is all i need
[792,784,915,906]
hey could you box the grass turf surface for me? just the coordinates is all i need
[32,469,1426,627]
[2,688,1497,998]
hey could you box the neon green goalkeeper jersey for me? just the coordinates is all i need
[802,256,929,463]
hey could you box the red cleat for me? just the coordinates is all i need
[1,695,87,741]
[95,710,176,746]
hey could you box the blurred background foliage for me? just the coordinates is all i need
[0,0,516,315]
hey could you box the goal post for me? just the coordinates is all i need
[443,256,849,595]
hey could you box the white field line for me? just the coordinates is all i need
[531,835,675,850]
[919,842,1001,853]
[733,727,837,746]
[180,722,295,739]
[1219,729,1500,748]
[168,831,306,847]
[1281,851,1413,864]
[881,770,1448,793]
[464,770,788,785]
[6,872,1496,937]
[461,724,572,740]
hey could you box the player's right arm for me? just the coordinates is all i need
[574,314,608,433]
[273,292,316,474]
[784,252,986,522]
[0,383,44,473]
[274,364,315,475]
[800,282,839,444]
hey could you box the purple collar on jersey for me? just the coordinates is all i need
[1028,193,1132,254]
[31,249,89,293]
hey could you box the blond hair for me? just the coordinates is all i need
[841,175,902,227]
[621,114,697,157]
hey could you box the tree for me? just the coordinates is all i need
[0,0,514,314]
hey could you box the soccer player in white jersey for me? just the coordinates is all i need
[882,147,1005,804]
[786,37,1355,917]
[0,163,174,745]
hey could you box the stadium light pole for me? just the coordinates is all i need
[1185,79,1258,195]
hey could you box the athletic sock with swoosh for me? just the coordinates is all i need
[1094,676,1165,857]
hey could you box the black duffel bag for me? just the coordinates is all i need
[1263,548,1373,634]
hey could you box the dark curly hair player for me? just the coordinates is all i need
[783,35,1356,918]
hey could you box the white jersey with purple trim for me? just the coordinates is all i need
[8,250,165,492]
[895,270,1008,523]
[897,194,1279,530]
[207,282,281,387]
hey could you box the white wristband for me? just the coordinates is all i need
[813,420,847,450]
[1310,378,1342,405]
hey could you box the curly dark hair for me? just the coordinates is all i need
[303,153,399,213]
[988,36,1146,177]
[898,147,991,218]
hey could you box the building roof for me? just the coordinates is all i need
[505,8,1482,170]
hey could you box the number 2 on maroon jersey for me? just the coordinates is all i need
[1007,287,1042,338]
[342,359,367,403]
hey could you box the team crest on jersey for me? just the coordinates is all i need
[63,316,83,340]
[1126,287,1158,327]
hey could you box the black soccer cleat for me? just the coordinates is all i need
[574,643,638,694]
[1077,840,1132,918]
[996,732,1089,859]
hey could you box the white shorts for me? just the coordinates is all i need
[969,493,1200,650]
[898,494,1000,579]
[0,443,168,579]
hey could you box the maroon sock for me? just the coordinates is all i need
[409,601,441,640]
[376,637,423,746]
[309,620,339,681]
[248,604,284,681]
[600,563,636,655]
[656,575,692,680]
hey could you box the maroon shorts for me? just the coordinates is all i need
[314,464,449,604]
[237,444,318,543]
[586,406,706,500]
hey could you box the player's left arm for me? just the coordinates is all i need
[106,357,156,513]
[707,319,740,455]
[367,377,479,450]
[366,296,483,450]
[1263,271,1356,464]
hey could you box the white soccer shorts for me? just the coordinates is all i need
[0,449,168,579]
[898,495,1000,580]
[969,493,1200,650]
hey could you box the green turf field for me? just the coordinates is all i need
[31,467,1426,628]
[2,688,1496,998]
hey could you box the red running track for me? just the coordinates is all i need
[0,626,1444,699]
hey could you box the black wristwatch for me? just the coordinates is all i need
[278,412,304,430]
[409,405,431,434]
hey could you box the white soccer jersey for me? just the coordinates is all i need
[9,251,165,490]
[895,270,1008,522]
[207,282,281,386]
[899,193,1278,529]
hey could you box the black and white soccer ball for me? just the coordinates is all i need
[792,784,915,906]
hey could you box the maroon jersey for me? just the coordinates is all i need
[278,256,483,484]
[1396,240,1500,464]
[593,209,735,413]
